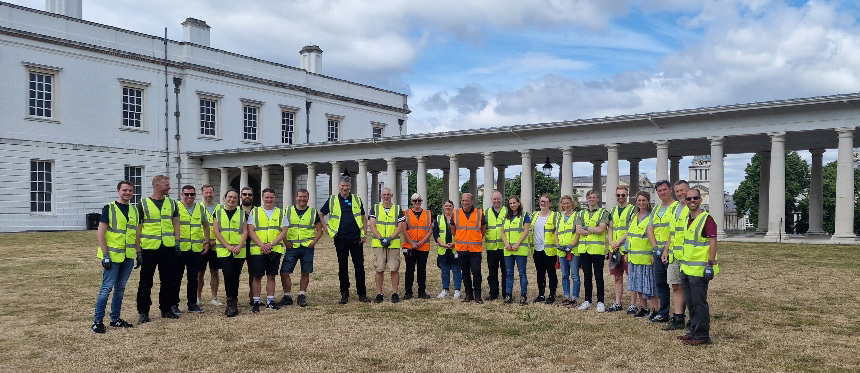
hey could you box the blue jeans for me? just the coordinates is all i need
[559,254,582,299]
[439,252,462,290]
[94,258,134,323]
[505,255,528,297]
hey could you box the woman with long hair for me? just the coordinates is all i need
[501,195,531,305]
[433,200,462,299]
[556,195,581,306]
[623,191,659,317]
[531,194,559,304]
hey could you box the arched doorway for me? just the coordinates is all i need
[230,175,261,206]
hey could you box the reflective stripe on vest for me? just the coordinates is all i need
[326,194,365,239]
[557,211,577,256]
[611,204,635,241]
[178,203,205,252]
[436,215,454,255]
[250,206,285,255]
[680,211,718,277]
[403,208,431,251]
[626,211,653,266]
[454,208,483,252]
[650,201,677,242]
[531,211,559,256]
[579,208,607,255]
[371,203,401,249]
[139,197,176,249]
[215,208,246,259]
[97,202,139,263]
[286,206,317,248]
[669,205,690,264]
[484,207,507,250]
[503,214,529,257]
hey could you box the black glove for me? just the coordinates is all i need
[134,253,142,269]
[703,265,714,280]
[175,245,181,255]
[102,258,112,270]
[380,238,390,248]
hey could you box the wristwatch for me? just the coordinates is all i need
[707,260,715,265]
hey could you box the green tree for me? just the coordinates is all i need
[407,171,444,218]
[732,152,810,233]
[502,170,565,211]
[821,161,860,234]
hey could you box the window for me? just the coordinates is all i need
[281,109,295,144]
[30,160,52,212]
[243,105,259,142]
[327,116,341,142]
[124,166,143,204]
[28,72,54,118]
[122,86,143,128]
[371,122,386,139]
[198,94,220,137]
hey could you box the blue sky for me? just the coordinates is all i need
[9,0,860,192]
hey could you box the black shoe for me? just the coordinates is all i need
[252,302,261,313]
[519,295,528,305]
[418,293,431,300]
[545,295,556,305]
[109,319,134,328]
[634,308,649,317]
[266,300,281,310]
[606,303,623,312]
[487,293,499,301]
[664,316,686,331]
[648,310,658,320]
[91,322,106,334]
[626,304,638,315]
[138,313,150,324]
[225,298,238,317]
[391,293,400,304]
[462,293,474,303]
[338,294,349,305]
[297,294,307,307]
[503,294,513,304]
[651,313,669,323]
[358,295,371,303]
[533,295,546,303]
[374,294,384,304]
[402,293,413,301]
[187,304,204,313]
[161,310,179,319]
[170,305,182,315]
[279,295,293,306]
[474,296,484,304]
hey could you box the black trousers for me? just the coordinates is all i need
[219,256,245,299]
[653,254,670,316]
[533,250,558,297]
[681,272,711,339]
[335,238,367,297]
[175,250,201,307]
[136,245,179,314]
[404,250,429,296]
[459,251,482,295]
[580,253,605,303]
[485,249,507,297]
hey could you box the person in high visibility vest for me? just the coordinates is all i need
[661,180,690,331]
[483,191,507,301]
[173,185,209,314]
[135,175,181,323]
[402,193,433,300]
[449,193,487,303]
[369,187,405,303]
[556,195,580,307]
[500,195,531,305]
[648,180,679,323]
[318,176,370,304]
[279,188,323,308]
[433,200,461,299]
[213,189,249,317]
[575,190,609,313]
[624,191,659,318]
[92,181,140,333]
[531,194,559,304]
[678,188,718,346]
[606,185,635,313]
[197,184,223,306]
[240,187,256,307]
[247,188,289,312]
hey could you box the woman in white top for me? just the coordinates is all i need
[531,194,559,304]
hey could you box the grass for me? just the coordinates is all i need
[0,232,858,372]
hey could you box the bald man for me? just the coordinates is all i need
[449,193,488,303]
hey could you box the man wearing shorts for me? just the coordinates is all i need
[369,187,406,303]
[606,185,634,312]
[197,184,222,306]
[247,188,288,312]
[649,180,679,323]
[662,180,690,330]
[280,188,323,307]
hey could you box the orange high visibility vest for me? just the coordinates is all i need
[454,207,483,253]
[403,208,432,251]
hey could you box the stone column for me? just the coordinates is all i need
[628,158,640,201]
[397,170,406,206]
[560,147,574,198]
[655,140,669,182]
[219,167,229,204]
[807,149,825,235]
[201,168,210,189]
[416,156,428,209]
[757,152,770,233]
[442,169,450,205]
[469,167,478,203]
[833,128,856,239]
[306,163,317,208]
[448,155,460,208]
[710,136,726,237]
[282,164,293,206]
[330,161,342,196]
[669,156,681,184]
[357,159,369,207]
[606,144,619,210]
[764,133,785,240]
[260,165,271,190]
[521,150,534,212]
[496,166,506,197]
[239,166,249,190]
[370,171,380,205]
[591,160,603,203]
[385,158,397,192]
[483,153,494,208]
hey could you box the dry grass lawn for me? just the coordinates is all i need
[0,231,858,372]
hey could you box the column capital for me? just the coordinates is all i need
[520,149,531,156]
[591,160,604,166]
[415,156,425,163]
[627,158,641,164]
[357,159,369,165]
[654,140,669,148]
[496,165,506,170]
[768,131,786,140]
[370,170,380,174]
[836,127,855,137]
[559,146,573,154]
[708,136,725,145]
[809,148,825,157]
[219,167,229,172]
[282,163,292,169]
[305,162,316,169]
[385,157,396,164]
[261,165,270,170]
[482,152,494,158]
[669,155,682,161]
[330,161,341,166]
[447,154,458,161]
[605,143,619,151]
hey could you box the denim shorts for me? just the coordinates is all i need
[281,247,314,274]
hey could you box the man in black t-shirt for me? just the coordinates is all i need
[318,176,369,304]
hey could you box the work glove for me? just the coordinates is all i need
[134,253,142,269]
[102,258,112,270]
[703,265,714,280]
[653,247,662,257]
[380,238,391,248]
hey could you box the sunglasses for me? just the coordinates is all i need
[616,194,627,197]
[685,196,701,201]
[412,199,422,203]
[241,193,253,197]
[183,193,196,196]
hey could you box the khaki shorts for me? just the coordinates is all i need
[667,261,681,285]
[373,247,401,272]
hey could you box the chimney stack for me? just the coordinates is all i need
[46,0,82,18]
[182,18,211,47]
[300,45,323,74]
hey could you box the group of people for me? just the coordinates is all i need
[93,174,718,346]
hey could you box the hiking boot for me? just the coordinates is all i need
[338,293,349,305]
[252,301,261,313]
[402,293,413,301]
[391,293,400,304]
[626,304,638,315]
[634,308,649,317]
[374,294,384,304]
[533,295,546,303]
[503,294,513,304]
[606,303,623,312]
[91,322,106,334]
[187,304,204,313]
[138,313,150,324]
[161,310,179,319]
[664,316,686,331]
[519,295,528,305]
[545,295,556,305]
[109,319,134,328]
[297,294,307,307]
[279,295,293,306]
[226,298,239,317]
[266,300,281,310]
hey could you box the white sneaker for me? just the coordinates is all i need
[196,300,202,307]
[453,290,461,299]
[437,290,449,299]
[577,301,591,310]
[210,299,223,306]
[596,302,606,313]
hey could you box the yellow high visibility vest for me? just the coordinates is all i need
[668,205,689,263]
[626,211,653,266]
[557,211,577,257]
[326,194,364,238]
[484,207,507,251]
[249,206,285,255]
[531,211,559,256]
[139,197,177,249]
[178,203,204,252]
[371,203,401,249]
[96,202,138,263]
[199,202,221,241]
[215,208,246,259]
[503,214,529,257]
[611,204,634,253]
[651,201,678,243]
[578,208,607,255]
[436,215,453,255]
[681,211,718,277]
[286,206,317,248]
